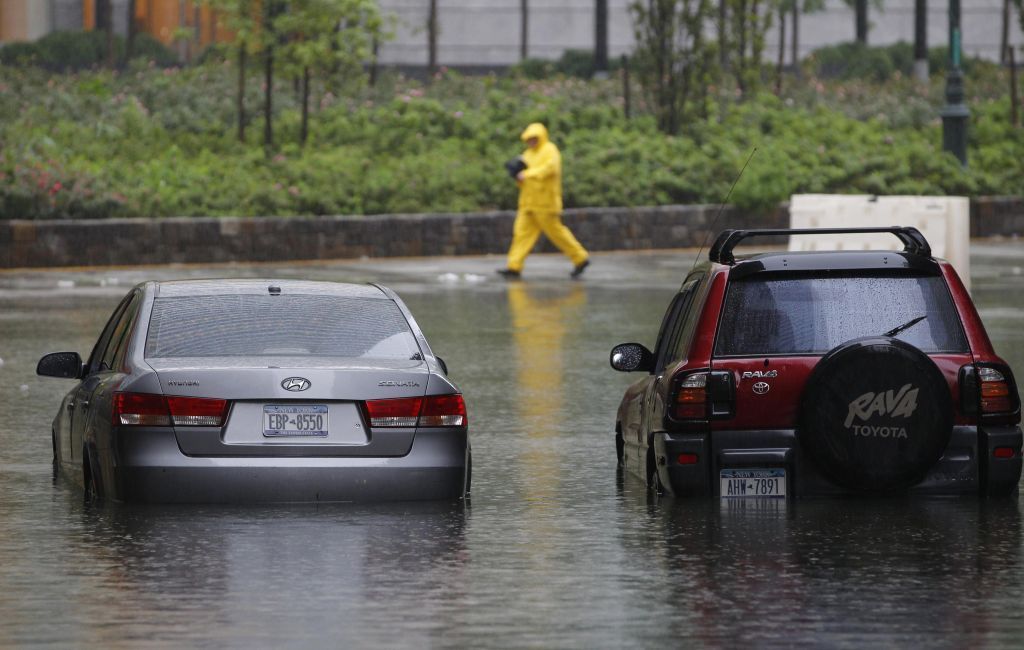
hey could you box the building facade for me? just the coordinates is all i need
[0,0,1019,64]
[1,0,221,49]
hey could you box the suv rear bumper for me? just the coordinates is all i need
[654,425,1022,497]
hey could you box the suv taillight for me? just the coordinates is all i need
[673,373,708,420]
[979,366,1019,418]
[668,370,735,423]
[364,394,467,428]
[113,392,228,427]
[961,364,1021,425]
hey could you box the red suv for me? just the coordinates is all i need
[610,227,1022,498]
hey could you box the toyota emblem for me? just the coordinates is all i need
[281,377,311,392]
[752,381,770,395]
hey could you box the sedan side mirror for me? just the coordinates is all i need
[610,343,654,373]
[436,356,449,375]
[37,352,84,379]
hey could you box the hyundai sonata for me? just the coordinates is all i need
[37,279,470,503]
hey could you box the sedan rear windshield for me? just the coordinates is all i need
[146,295,421,359]
[714,274,968,356]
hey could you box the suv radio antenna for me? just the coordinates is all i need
[690,147,757,273]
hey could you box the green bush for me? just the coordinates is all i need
[0,62,1020,219]
[509,49,621,80]
[0,30,176,70]
[809,41,1002,82]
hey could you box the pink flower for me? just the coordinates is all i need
[50,182,62,195]
[288,186,299,196]
[453,111,463,119]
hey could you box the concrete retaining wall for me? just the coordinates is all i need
[0,199,1019,270]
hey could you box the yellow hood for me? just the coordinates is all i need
[520,122,549,146]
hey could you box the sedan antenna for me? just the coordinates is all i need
[690,147,757,272]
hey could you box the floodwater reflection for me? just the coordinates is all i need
[1,247,1023,646]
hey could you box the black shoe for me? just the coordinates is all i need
[570,259,590,279]
[496,268,521,280]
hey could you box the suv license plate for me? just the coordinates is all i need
[263,404,328,437]
[720,468,786,498]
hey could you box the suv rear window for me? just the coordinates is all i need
[714,275,968,356]
[146,295,421,359]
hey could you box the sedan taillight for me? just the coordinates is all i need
[364,394,467,428]
[113,392,228,427]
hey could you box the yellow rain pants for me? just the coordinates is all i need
[506,209,589,272]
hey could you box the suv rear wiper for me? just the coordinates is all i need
[883,315,927,338]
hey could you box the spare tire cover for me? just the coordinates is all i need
[798,337,953,493]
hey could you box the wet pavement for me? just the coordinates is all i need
[1,242,1023,647]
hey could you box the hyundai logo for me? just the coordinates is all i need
[752,382,770,395]
[281,377,311,392]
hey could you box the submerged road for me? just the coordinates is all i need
[0,243,1022,647]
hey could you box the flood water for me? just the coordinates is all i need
[1,244,1023,647]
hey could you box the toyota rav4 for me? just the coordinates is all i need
[610,227,1022,498]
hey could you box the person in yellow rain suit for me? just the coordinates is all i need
[497,123,590,279]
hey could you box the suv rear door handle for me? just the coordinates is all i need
[80,399,90,410]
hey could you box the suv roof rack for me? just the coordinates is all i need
[708,227,932,265]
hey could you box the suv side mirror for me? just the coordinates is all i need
[37,352,84,379]
[610,343,654,373]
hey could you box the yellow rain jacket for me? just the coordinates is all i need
[518,123,562,213]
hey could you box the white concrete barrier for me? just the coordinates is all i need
[788,194,971,291]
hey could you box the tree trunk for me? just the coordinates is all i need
[520,0,528,61]
[1010,46,1019,128]
[775,3,786,94]
[622,54,630,119]
[428,0,438,77]
[238,45,247,143]
[369,35,379,86]
[1001,0,1011,64]
[95,0,114,67]
[96,0,111,31]
[791,1,800,77]
[124,0,137,66]
[595,0,608,73]
[264,1,277,152]
[719,0,728,68]
[914,0,928,81]
[193,4,202,62]
[736,0,748,95]
[855,0,868,44]
[300,67,310,146]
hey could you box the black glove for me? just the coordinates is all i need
[505,157,527,178]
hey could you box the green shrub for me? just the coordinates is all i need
[0,63,1020,219]
[809,41,1002,82]
[509,49,621,80]
[0,30,176,70]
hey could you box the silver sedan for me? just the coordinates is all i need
[37,279,470,503]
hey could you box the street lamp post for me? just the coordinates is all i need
[941,0,969,165]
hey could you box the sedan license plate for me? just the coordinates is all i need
[263,405,328,437]
[720,468,786,498]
